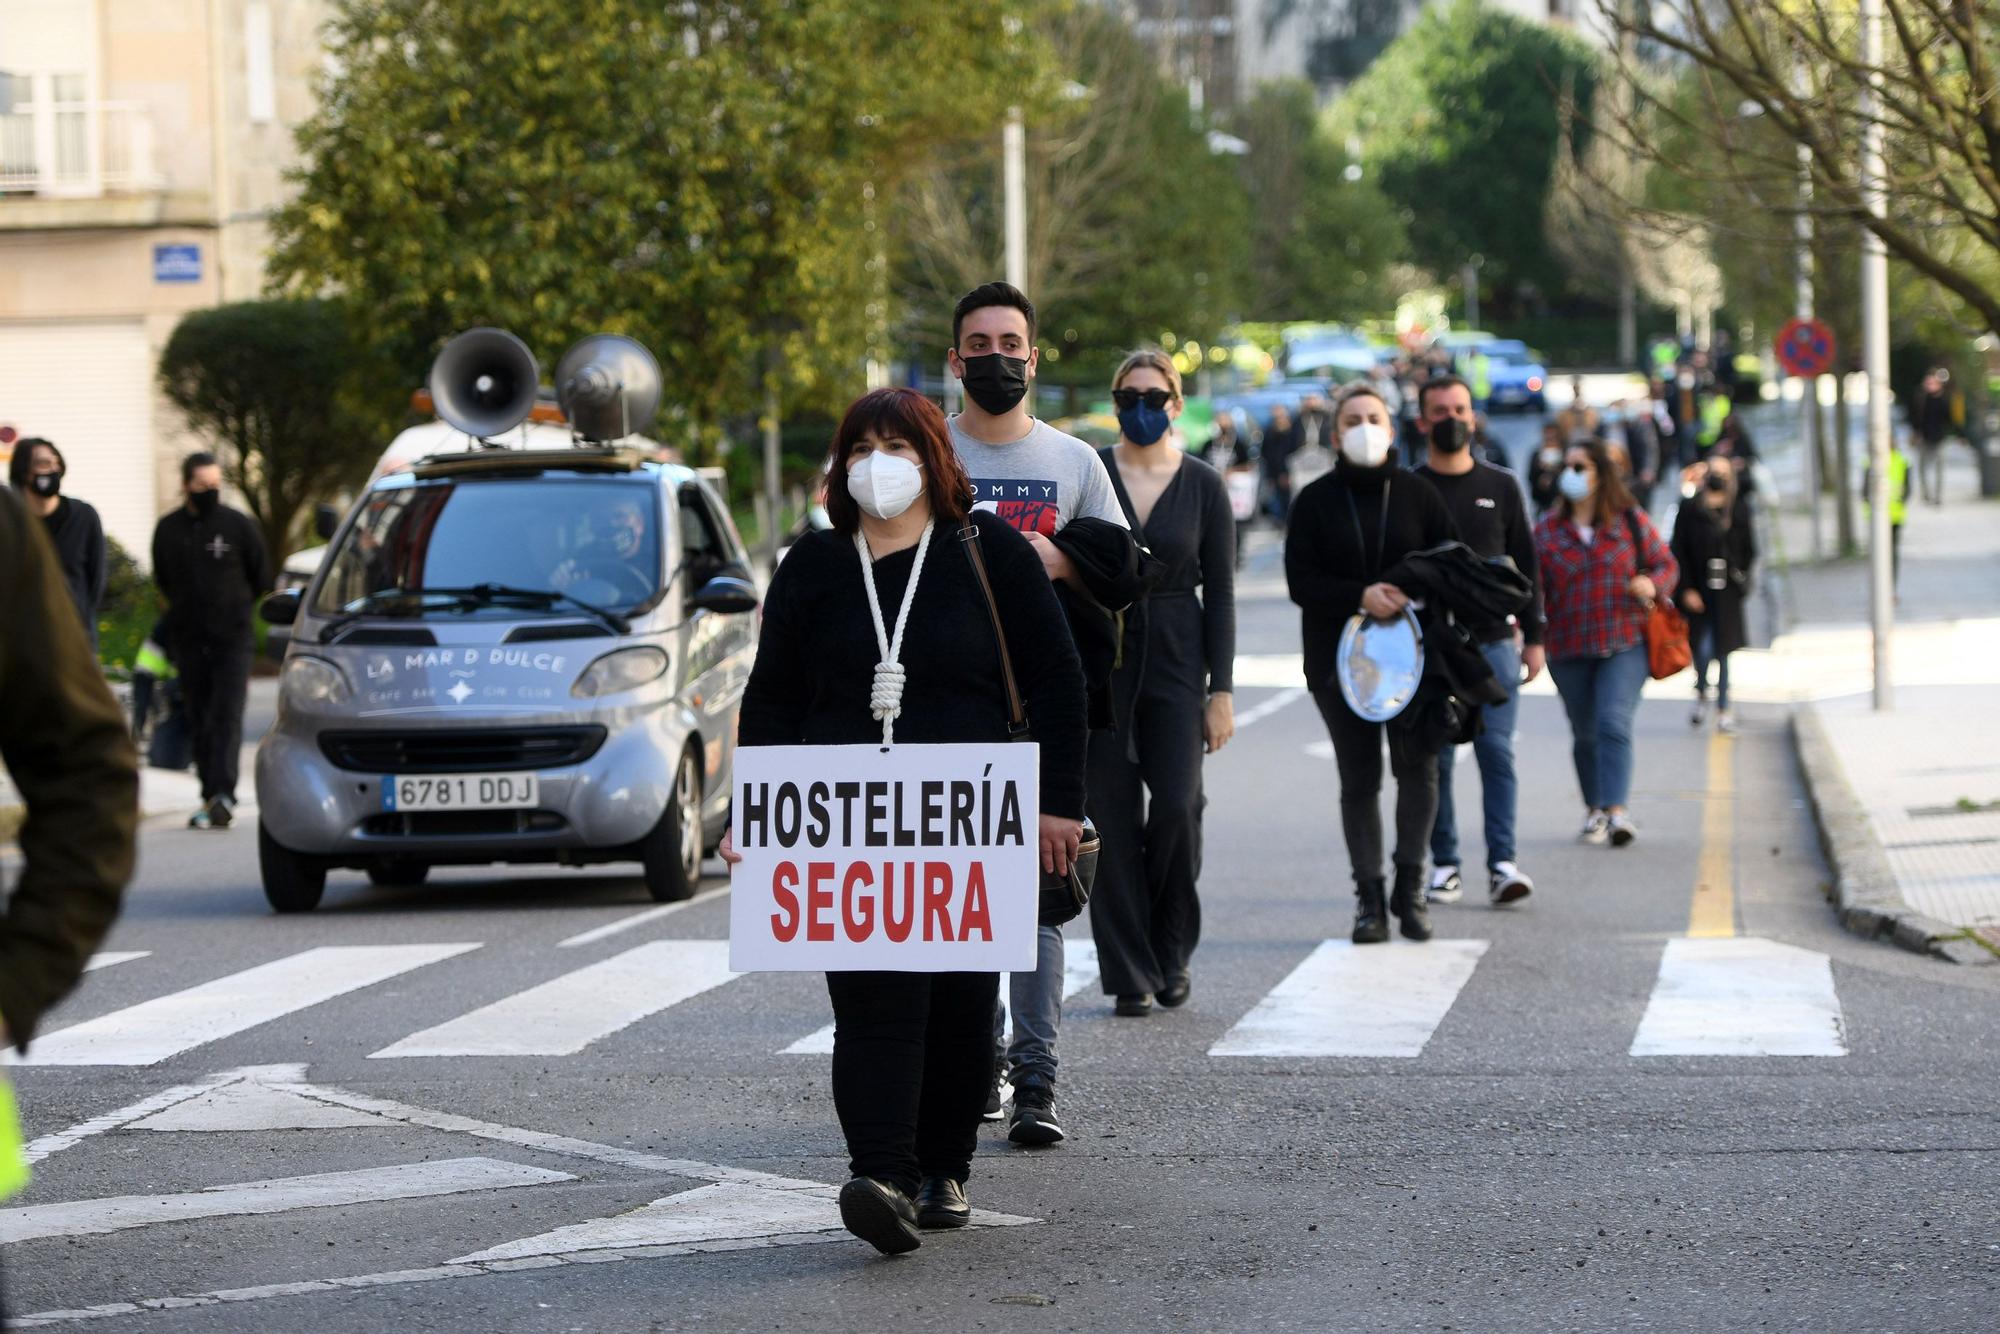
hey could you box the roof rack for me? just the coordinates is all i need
[409,447,649,479]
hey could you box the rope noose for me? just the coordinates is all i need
[855,519,936,747]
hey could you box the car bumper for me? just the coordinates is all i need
[256,714,679,863]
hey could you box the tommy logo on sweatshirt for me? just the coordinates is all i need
[969,477,1061,536]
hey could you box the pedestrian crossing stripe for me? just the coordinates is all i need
[8,936,1850,1069]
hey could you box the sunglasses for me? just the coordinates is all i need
[1566,462,1594,474]
[1112,388,1174,412]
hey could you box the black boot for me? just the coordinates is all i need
[1390,867,1432,942]
[1351,879,1389,944]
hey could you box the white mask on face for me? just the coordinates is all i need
[847,451,925,520]
[1340,422,1393,468]
[1558,467,1594,503]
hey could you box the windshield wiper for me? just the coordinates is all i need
[318,587,471,642]
[435,583,632,635]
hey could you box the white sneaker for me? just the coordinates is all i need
[1607,812,1638,847]
[1716,710,1738,734]
[1579,810,1610,845]
[1489,861,1533,905]
[1427,864,1463,905]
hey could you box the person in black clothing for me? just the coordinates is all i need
[8,438,106,647]
[725,387,1087,1256]
[150,452,271,830]
[1671,460,1757,734]
[1261,403,1302,525]
[1413,376,1543,910]
[1910,370,1952,505]
[1086,351,1236,1017]
[1285,382,1457,944]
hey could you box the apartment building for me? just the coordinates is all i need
[0,0,326,562]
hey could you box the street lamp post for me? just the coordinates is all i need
[1003,107,1026,291]
[1794,58,1822,562]
[1859,0,1893,711]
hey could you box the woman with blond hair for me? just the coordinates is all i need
[1086,349,1236,1015]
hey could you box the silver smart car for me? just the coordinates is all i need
[254,446,758,913]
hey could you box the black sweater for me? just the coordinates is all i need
[151,503,272,646]
[738,510,1089,818]
[1100,449,1236,694]
[1284,457,1457,690]
[1415,461,1543,645]
[39,497,107,640]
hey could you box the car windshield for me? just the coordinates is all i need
[312,478,662,618]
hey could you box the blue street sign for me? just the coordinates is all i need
[153,244,203,284]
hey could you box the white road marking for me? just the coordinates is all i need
[1305,739,1333,760]
[1630,937,1847,1057]
[83,952,150,972]
[370,940,738,1058]
[1209,939,1489,1058]
[132,1080,392,1133]
[22,1067,298,1165]
[779,940,1100,1056]
[556,885,733,949]
[9,945,481,1066]
[0,1158,572,1245]
[1233,686,1308,729]
[1231,653,1307,689]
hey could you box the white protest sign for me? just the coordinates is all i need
[727,743,1040,972]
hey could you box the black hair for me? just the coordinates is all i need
[181,451,219,486]
[1417,374,1472,413]
[952,281,1036,347]
[8,437,59,490]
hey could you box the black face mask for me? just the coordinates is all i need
[1429,417,1471,453]
[958,353,1030,416]
[191,487,222,517]
[29,472,62,499]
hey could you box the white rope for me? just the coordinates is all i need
[854,519,936,747]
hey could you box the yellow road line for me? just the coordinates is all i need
[1688,730,1736,938]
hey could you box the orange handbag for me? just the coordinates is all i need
[1625,510,1691,679]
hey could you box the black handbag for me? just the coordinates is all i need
[957,524,1099,928]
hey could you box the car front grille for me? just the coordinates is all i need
[360,809,570,838]
[319,726,608,774]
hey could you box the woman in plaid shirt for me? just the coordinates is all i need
[1532,437,1678,848]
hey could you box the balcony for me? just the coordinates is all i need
[0,98,163,198]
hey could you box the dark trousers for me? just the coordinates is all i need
[1313,690,1439,888]
[1086,684,1206,997]
[177,634,253,802]
[827,970,999,1197]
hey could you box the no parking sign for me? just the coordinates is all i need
[1775,318,1836,377]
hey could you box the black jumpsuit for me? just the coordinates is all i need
[1086,449,1236,999]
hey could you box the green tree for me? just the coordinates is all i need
[270,0,1041,452]
[158,299,390,565]
[1326,0,1601,305]
[1232,79,1406,322]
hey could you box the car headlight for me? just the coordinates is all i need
[572,646,670,698]
[281,655,351,706]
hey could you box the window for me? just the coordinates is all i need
[244,2,276,124]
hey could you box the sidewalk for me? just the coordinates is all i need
[1766,442,2000,963]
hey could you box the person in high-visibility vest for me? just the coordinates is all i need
[1695,390,1731,451]
[1466,349,1493,409]
[1865,440,1913,594]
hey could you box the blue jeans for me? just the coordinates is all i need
[1693,620,1730,708]
[1548,645,1650,810]
[1432,637,1521,869]
[992,924,1064,1085]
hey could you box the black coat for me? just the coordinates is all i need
[1670,499,1756,656]
[1048,515,1156,731]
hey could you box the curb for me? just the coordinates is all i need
[1791,705,1998,965]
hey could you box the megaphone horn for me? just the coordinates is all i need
[555,334,663,444]
[429,328,542,440]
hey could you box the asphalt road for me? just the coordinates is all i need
[6,408,1998,1332]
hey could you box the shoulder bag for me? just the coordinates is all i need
[957,523,1100,928]
[1625,509,1691,680]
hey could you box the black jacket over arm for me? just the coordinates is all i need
[1285,457,1457,690]
[1414,461,1543,645]
[738,510,1089,819]
[1046,514,1154,730]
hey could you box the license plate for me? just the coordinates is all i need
[381,773,540,812]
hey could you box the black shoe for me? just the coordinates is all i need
[1390,869,1432,942]
[207,795,235,830]
[1351,879,1389,945]
[837,1177,921,1255]
[1155,975,1191,1008]
[1008,1075,1065,1146]
[1114,993,1153,1017]
[981,1050,1007,1121]
[914,1176,971,1229]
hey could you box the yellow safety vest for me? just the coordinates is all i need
[0,1075,29,1199]
[1697,392,1730,446]
[1468,352,1492,401]
[1872,449,1909,526]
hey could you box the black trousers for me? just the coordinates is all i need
[1313,689,1439,888]
[827,970,999,1196]
[177,634,253,802]
[1086,680,1206,997]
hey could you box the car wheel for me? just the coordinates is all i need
[368,860,429,887]
[259,822,327,914]
[640,747,703,903]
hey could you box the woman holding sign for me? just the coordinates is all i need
[726,387,1087,1256]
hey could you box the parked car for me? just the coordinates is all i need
[1479,339,1550,413]
[253,445,758,912]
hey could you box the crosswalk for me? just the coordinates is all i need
[7,933,1849,1070]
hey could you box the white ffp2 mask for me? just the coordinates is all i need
[847,452,925,520]
[1340,422,1393,468]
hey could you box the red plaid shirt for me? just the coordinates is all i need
[1533,507,1678,661]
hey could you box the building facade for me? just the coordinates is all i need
[0,0,326,563]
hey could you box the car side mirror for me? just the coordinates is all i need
[314,503,341,541]
[687,574,759,616]
[260,589,302,626]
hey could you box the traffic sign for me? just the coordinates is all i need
[1775,318,1836,377]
